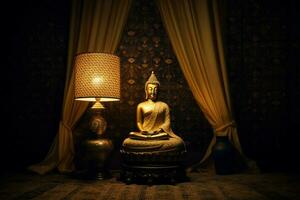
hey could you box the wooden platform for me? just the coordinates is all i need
[0,171,299,199]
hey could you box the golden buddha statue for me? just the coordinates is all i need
[122,71,185,152]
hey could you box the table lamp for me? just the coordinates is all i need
[74,52,120,180]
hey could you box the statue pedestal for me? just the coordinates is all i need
[120,164,187,185]
[119,148,188,185]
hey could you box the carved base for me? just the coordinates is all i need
[119,164,188,185]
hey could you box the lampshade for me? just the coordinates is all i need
[74,53,120,102]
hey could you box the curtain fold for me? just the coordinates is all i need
[156,0,246,169]
[28,0,132,175]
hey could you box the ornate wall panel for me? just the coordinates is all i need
[111,0,212,167]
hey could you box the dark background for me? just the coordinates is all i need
[2,0,299,173]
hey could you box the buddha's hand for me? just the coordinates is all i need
[142,130,161,135]
[145,128,163,135]
[141,131,151,135]
[155,128,164,134]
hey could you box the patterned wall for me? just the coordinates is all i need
[121,2,212,140]
[104,0,212,168]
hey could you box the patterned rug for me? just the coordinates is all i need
[0,171,299,200]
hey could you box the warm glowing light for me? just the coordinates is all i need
[92,76,103,85]
[74,53,120,101]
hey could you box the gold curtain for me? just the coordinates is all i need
[28,0,132,175]
[156,0,245,168]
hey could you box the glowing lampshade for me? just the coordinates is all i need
[74,53,120,102]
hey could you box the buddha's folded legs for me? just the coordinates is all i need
[122,137,185,153]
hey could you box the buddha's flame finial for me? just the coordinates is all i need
[146,71,160,86]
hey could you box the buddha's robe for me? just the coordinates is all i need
[123,101,185,152]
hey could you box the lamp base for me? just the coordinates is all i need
[75,167,112,180]
[73,168,112,180]
[74,104,113,180]
[94,169,112,180]
[79,137,113,180]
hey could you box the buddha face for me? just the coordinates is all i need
[146,83,159,101]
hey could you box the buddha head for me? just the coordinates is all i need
[145,71,160,101]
